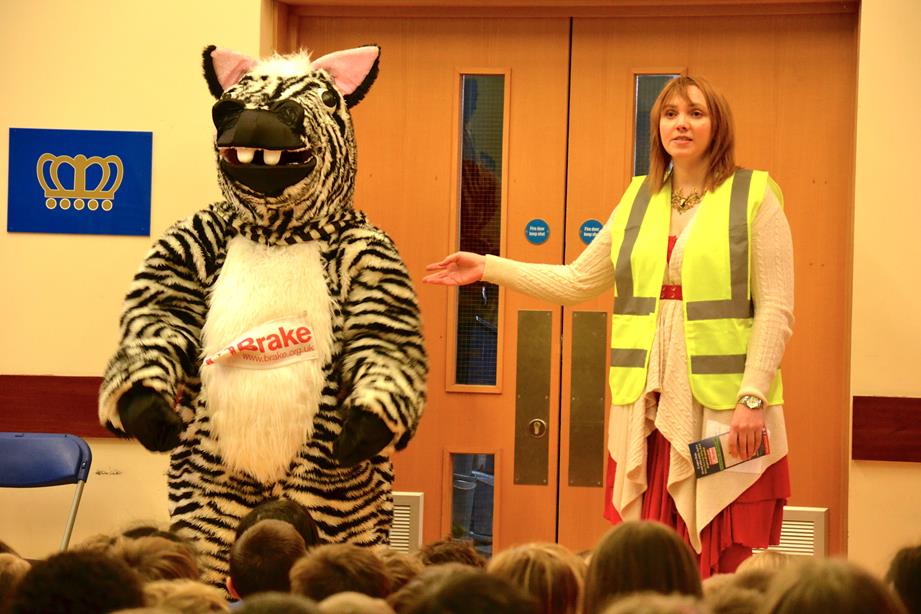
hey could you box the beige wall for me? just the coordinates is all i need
[3,0,921,568]
[0,0,267,556]
[849,0,921,575]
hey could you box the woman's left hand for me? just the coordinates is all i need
[728,404,766,460]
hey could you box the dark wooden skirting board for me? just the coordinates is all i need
[2,378,918,458]
[852,396,921,463]
[0,375,112,438]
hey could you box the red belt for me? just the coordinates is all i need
[660,285,683,300]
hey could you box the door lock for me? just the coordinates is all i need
[528,418,548,439]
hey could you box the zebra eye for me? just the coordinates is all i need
[321,89,339,108]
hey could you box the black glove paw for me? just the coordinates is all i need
[333,409,394,467]
[116,385,182,452]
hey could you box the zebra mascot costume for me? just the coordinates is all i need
[99,44,427,586]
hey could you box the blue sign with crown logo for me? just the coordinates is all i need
[7,128,152,236]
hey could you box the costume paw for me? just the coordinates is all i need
[116,385,182,452]
[333,409,394,467]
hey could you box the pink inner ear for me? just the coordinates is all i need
[211,48,257,91]
[311,46,379,95]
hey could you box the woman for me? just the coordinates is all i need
[424,76,793,576]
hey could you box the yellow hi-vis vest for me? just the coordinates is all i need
[608,168,784,409]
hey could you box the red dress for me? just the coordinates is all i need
[602,235,790,577]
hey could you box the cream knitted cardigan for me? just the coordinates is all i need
[483,185,794,552]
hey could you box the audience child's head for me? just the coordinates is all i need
[416,537,486,568]
[74,532,119,553]
[600,592,709,614]
[703,582,760,614]
[400,568,537,614]
[0,540,18,556]
[235,592,321,614]
[319,591,395,614]
[386,562,478,613]
[10,549,145,614]
[734,550,793,575]
[377,549,424,593]
[760,558,907,614]
[487,542,586,614]
[887,543,921,614]
[121,523,197,550]
[701,573,734,598]
[229,518,308,599]
[142,579,229,613]
[290,543,391,602]
[0,552,31,606]
[110,535,200,582]
[236,498,321,549]
[583,521,702,614]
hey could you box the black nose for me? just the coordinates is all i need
[214,104,304,150]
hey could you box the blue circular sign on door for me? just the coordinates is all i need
[525,218,550,245]
[579,218,604,245]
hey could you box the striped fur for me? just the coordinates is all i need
[99,46,426,587]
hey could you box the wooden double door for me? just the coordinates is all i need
[288,6,857,555]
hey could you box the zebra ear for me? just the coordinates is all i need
[202,45,257,99]
[311,45,380,108]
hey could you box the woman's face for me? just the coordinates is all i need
[659,85,713,166]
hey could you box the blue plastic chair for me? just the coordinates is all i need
[0,433,92,550]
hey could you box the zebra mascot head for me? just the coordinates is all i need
[202,44,379,229]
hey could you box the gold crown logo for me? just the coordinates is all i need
[36,153,124,211]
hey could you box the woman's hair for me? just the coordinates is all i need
[647,75,736,195]
[143,579,229,613]
[583,521,702,614]
[761,558,907,614]
[887,543,921,614]
[486,542,586,614]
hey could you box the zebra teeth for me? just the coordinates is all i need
[263,150,282,166]
[236,147,255,164]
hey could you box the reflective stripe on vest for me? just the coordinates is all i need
[608,169,783,409]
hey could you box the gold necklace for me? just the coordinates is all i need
[671,187,702,214]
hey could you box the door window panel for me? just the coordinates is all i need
[633,73,680,176]
[451,452,495,557]
[455,75,504,386]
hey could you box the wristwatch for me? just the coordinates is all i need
[738,394,765,410]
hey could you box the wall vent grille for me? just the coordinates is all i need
[389,491,424,553]
[756,505,828,558]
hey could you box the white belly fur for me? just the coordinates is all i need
[201,236,333,484]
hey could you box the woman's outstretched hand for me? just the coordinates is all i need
[423,251,486,286]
